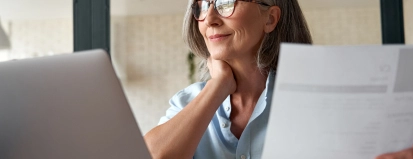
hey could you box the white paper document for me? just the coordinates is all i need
[262,44,413,159]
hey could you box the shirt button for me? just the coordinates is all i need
[226,107,230,111]
[240,155,246,159]
[221,123,227,128]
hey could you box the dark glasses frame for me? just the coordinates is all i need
[192,0,271,21]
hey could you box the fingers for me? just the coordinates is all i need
[206,58,231,79]
[205,58,236,93]
[376,153,398,159]
[376,147,413,159]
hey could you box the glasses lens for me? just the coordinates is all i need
[216,0,235,17]
[193,1,210,20]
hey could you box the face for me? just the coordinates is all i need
[198,1,269,62]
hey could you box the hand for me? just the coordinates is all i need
[376,146,413,159]
[207,58,236,94]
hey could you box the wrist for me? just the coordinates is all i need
[206,78,234,96]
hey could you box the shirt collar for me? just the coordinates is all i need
[248,69,275,123]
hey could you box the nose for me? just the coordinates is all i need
[203,3,223,27]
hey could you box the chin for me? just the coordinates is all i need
[210,54,227,61]
[209,51,232,61]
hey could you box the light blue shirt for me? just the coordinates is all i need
[159,71,275,159]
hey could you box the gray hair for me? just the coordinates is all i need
[183,0,312,81]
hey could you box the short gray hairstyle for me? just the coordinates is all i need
[183,0,312,81]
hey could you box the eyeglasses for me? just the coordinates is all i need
[192,0,271,21]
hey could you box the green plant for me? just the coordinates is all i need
[187,52,196,83]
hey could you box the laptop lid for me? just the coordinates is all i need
[0,50,151,159]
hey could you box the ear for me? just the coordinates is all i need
[264,6,281,33]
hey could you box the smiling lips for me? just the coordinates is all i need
[208,34,231,41]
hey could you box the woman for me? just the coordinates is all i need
[144,0,413,159]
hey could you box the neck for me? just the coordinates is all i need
[226,57,268,108]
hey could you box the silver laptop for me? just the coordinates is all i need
[0,50,151,159]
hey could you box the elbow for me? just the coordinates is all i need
[144,131,171,159]
[144,132,161,159]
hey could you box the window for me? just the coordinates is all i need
[0,0,73,62]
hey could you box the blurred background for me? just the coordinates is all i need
[0,0,412,134]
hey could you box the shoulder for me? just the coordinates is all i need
[169,82,206,108]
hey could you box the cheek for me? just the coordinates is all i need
[230,12,266,44]
[243,19,265,37]
[199,22,213,48]
[234,24,265,48]
[198,22,207,38]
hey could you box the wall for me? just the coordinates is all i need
[111,15,193,134]
[304,7,382,45]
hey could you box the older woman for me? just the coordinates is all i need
[144,0,413,159]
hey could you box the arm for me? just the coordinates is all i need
[144,59,236,159]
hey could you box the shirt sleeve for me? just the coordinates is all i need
[158,82,205,125]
